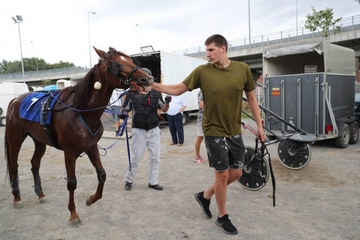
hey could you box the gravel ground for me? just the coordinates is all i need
[0,116,360,240]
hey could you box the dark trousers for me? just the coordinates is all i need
[167,113,184,144]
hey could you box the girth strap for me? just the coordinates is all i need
[40,92,62,150]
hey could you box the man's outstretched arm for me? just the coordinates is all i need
[151,82,189,96]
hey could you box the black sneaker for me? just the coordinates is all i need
[215,214,238,235]
[125,181,132,191]
[148,184,163,191]
[194,191,212,218]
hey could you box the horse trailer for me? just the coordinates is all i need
[262,39,359,148]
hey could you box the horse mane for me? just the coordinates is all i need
[59,67,96,108]
[59,47,130,108]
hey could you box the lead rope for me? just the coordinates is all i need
[118,115,132,172]
[259,139,276,207]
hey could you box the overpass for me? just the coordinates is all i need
[0,66,89,87]
[183,14,360,79]
[1,14,360,86]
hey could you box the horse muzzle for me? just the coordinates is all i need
[139,77,154,87]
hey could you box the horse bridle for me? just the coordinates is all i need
[106,57,142,85]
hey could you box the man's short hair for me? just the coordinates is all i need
[204,34,228,51]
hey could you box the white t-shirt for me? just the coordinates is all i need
[110,89,123,106]
[167,95,186,116]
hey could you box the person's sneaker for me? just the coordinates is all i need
[215,214,238,235]
[125,181,132,191]
[148,183,163,191]
[194,191,212,218]
[193,156,206,163]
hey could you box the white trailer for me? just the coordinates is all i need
[131,50,207,124]
[0,82,29,126]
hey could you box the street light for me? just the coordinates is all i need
[88,11,96,68]
[296,0,298,35]
[248,0,251,45]
[12,15,25,83]
[136,24,142,49]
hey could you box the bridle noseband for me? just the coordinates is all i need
[104,52,142,85]
[124,66,142,85]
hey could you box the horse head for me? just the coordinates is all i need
[93,46,154,92]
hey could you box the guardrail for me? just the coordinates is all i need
[174,14,360,55]
[0,66,89,81]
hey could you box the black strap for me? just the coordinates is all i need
[259,140,276,207]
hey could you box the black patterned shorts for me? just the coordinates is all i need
[204,134,245,171]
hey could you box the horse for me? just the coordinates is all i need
[4,46,153,226]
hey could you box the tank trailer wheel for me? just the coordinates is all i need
[349,121,359,144]
[334,123,350,148]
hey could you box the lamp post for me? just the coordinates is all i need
[88,12,96,68]
[248,0,251,45]
[12,15,25,83]
[136,24,142,48]
[296,0,298,35]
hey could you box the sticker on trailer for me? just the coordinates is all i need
[271,88,281,96]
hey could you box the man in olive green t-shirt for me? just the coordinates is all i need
[151,34,265,235]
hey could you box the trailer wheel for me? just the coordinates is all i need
[349,121,359,144]
[334,123,350,148]
[182,112,189,125]
[277,139,311,170]
[238,147,269,191]
[0,117,5,126]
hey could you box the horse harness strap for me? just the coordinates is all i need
[78,113,103,155]
[40,93,63,150]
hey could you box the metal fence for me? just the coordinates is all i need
[0,66,89,81]
[174,14,360,55]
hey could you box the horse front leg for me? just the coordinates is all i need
[85,146,106,206]
[64,153,81,227]
[31,139,47,203]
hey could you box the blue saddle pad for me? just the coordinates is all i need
[20,91,60,124]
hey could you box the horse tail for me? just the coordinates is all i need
[4,98,15,184]
[4,127,10,183]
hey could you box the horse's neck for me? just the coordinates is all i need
[79,86,113,122]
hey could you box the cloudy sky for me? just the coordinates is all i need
[1,0,359,68]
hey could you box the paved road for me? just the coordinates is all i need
[0,118,359,239]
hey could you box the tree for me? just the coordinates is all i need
[355,0,360,3]
[0,58,75,74]
[304,7,342,38]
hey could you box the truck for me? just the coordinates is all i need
[262,39,359,148]
[131,49,208,124]
[0,82,29,126]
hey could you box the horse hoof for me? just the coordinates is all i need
[69,218,82,228]
[13,200,24,209]
[39,196,49,204]
[85,196,93,206]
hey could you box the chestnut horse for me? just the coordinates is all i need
[4,47,153,226]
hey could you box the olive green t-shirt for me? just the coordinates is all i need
[183,61,255,137]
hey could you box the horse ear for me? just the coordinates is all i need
[93,46,106,58]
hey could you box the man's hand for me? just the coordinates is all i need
[165,95,172,104]
[257,127,266,142]
[118,110,128,119]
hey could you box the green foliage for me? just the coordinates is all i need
[41,79,52,86]
[305,7,342,38]
[0,58,75,74]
